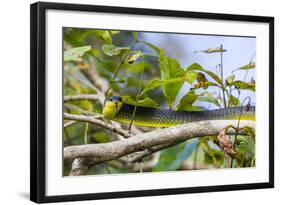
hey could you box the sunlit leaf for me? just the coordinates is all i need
[196,96,220,107]
[194,81,219,89]
[196,47,227,54]
[228,95,240,107]
[127,51,142,64]
[140,41,162,54]
[185,71,198,84]
[186,63,223,86]
[176,90,200,111]
[226,75,235,84]
[122,96,159,108]
[64,46,91,61]
[102,44,130,56]
[237,63,255,70]
[110,30,120,35]
[228,81,255,91]
[159,51,185,108]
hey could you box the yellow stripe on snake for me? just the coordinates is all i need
[103,96,255,128]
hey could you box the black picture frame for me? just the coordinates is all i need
[30,1,274,203]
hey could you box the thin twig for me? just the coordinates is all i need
[220,44,227,108]
[64,94,99,102]
[129,53,145,131]
[64,113,132,138]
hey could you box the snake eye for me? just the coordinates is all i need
[108,96,122,102]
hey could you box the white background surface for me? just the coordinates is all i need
[46,9,269,196]
[0,0,278,204]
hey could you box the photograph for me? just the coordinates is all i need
[63,28,256,176]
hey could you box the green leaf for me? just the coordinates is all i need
[110,30,120,35]
[90,30,112,44]
[242,126,256,142]
[200,139,224,167]
[226,75,235,84]
[237,63,255,70]
[140,77,185,96]
[234,136,255,167]
[102,44,130,56]
[159,51,185,108]
[229,81,255,91]
[196,47,227,54]
[125,62,151,73]
[122,96,159,108]
[132,32,138,42]
[186,63,223,86]
[140,41,162,54]
[64,46,91,61]
[196,96,220,107]
[185,71,198,84]
[140,79,162,95]
[228,95,240,107]
[176,90,200,111]
[127,51,142,64]
[153,140,198,171]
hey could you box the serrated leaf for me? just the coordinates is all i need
[186,63,223,86]
[102,44,130,56]
[64,46,91,61]
[159,51,185,108]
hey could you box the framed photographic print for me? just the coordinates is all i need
[30,1,274,203]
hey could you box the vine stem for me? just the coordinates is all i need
[220,44,227,108]
[129,53,145,131]
[84,122,89,144]
[230,96,251,167]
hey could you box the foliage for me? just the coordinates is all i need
[63,28,256,176]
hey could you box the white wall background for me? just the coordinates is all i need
[0,0,278,204]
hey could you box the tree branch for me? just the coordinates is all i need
[64,113,132,138]
[64,120,255,163]
[64,94,99,102]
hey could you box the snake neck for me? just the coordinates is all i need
[112,103,255,128]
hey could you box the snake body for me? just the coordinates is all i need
[110,102,255,128]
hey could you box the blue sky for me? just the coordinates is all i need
[139,32,256,108]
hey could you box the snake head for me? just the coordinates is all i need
[103,96,123,119]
